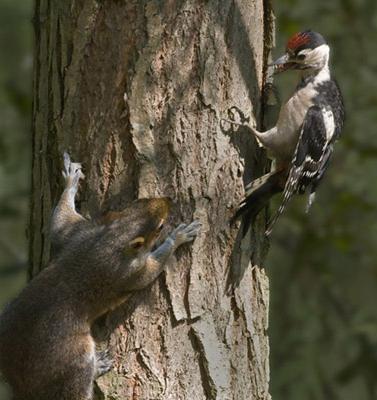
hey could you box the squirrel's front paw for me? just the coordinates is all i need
[171,220,201,247]
[62,152,85,188]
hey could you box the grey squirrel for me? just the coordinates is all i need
[0,153,200,400]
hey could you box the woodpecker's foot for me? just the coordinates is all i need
[220,106,251,131]
[170,220,201,247]
[95,349,114,379]
[62,152,85,190]
[228,106,250,125]
[250,131,265,148]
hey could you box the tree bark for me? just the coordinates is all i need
[30,0,274,399]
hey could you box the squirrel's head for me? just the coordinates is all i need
[103,197,172,257]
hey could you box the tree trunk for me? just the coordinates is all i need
[30,0,274,399]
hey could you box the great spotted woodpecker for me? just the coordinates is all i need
[234,30,345,236]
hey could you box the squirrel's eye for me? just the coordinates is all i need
[129,236,145,250]
[157,219,165,231]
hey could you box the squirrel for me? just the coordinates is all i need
[0,152,200,400]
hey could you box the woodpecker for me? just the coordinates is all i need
[234,30,345,236]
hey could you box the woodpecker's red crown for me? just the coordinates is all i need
[286,30,327,56]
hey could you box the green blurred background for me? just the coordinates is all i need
[0,1,376,399]
[269,1,377,399]
[0,1,33,398]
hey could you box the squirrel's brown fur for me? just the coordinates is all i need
[0,153,200,400]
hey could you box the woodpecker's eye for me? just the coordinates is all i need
[297,54,306,61]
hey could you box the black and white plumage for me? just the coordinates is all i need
[235,31,345,236]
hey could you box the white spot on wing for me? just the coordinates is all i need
[306,192,316,213]
[322,108,335,141]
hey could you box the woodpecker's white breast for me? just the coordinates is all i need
[273,66,331,161]
[275,87,314,158]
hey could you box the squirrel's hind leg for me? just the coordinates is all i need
[59,334,97,400]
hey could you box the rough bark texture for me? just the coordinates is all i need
[30,1,274,399]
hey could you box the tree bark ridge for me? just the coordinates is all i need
[30,1,274,399]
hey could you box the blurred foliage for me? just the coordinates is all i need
[0,1,377,400]
[0,0,32,306]
[268,1,377,399]
[0,1,32,398]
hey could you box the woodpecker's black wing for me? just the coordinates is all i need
[266,105,336,235]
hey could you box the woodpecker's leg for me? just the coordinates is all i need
[222,103,279,152]
[221,118,277,151]
[51,152,86,252]
[129,220,201,290]
[247,126,280,151]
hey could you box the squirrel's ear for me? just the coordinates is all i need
[129,236,145,250]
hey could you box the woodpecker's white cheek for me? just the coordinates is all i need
[306,44,330,70]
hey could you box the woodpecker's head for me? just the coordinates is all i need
[273,30,330,74]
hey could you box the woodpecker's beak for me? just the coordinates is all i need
[272,53,295,74]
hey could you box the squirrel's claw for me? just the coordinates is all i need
[62,152,85,186]
[171,220,201,246]
[95,349,114,379]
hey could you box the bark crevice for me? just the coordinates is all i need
[31,1,272,398]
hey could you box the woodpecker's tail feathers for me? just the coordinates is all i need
[305,191,316,213]
[233,171,284,237]
[265,166,303,236]
[244,171,276,196]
